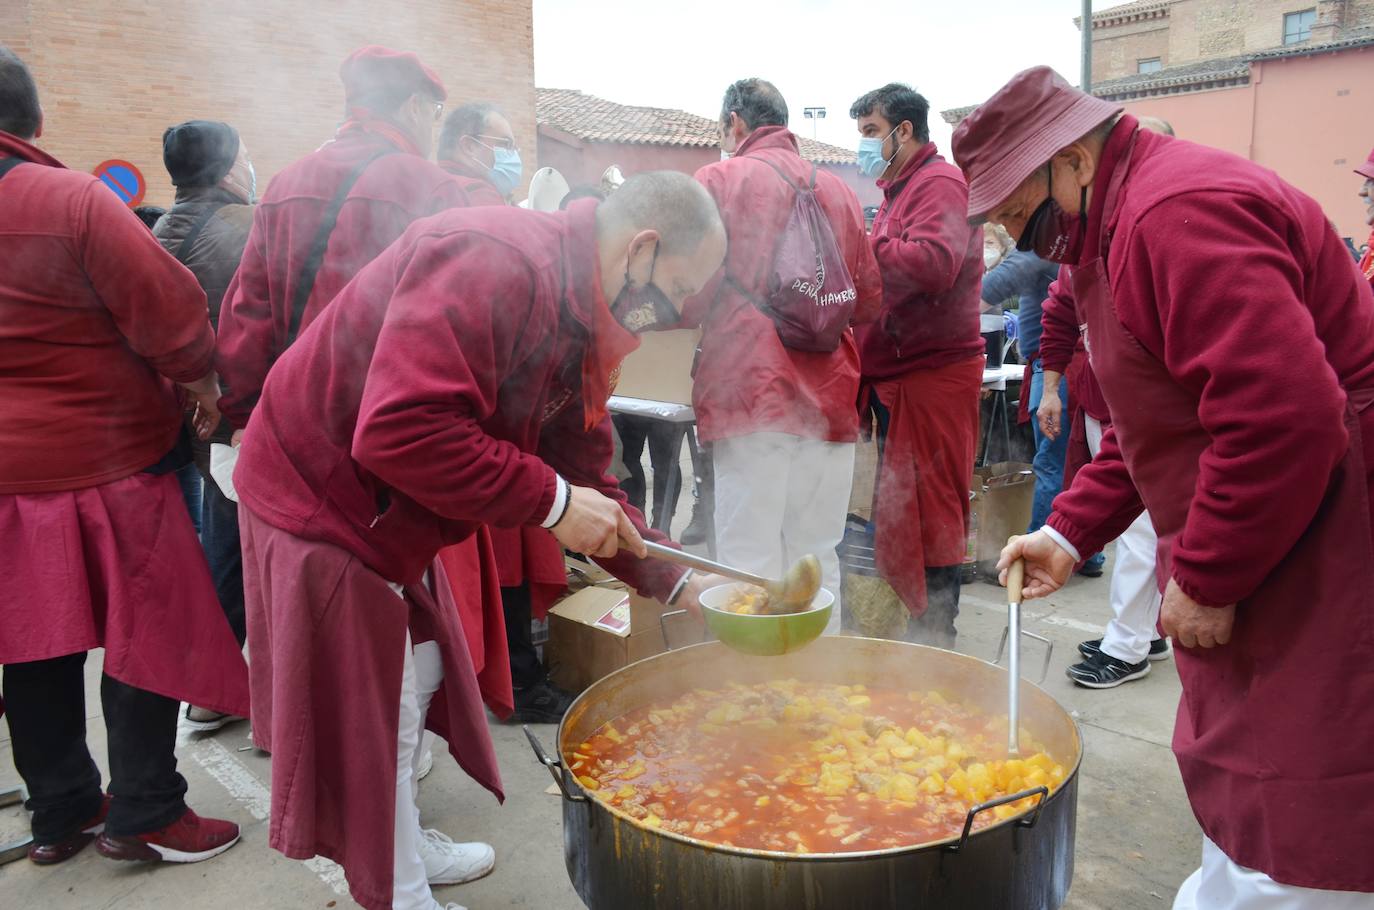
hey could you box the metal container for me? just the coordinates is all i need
[528,636,1082,910]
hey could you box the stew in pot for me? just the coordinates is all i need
[566,679,1066,854]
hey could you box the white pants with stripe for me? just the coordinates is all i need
[1086,415,1163,663]
[712,432,854,634]
[387,581,447,910]
[1173,836,1374,909]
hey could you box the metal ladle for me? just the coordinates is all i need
[1005,555,1026,756]
[639,541,822,612]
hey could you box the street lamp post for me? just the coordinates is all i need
[803,106,826,139]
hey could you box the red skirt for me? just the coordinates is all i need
[0,471,248,717]
[872,355,983,616]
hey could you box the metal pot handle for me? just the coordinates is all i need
[994,625,1054,684]
[523,725,588,804]
[945,785,1050,854]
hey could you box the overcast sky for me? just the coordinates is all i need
[532,0,1092,154]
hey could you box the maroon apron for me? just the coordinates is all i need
[1079,131,1374,892]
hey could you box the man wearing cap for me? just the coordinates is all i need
[0,45,246,869]
[217,45,468,428]
[962,66,1374,906]
[849,82,984,647]
[235,171,726,910]
[216,45,508,907]
[152,120,256,732]
[1358,146,1373,292]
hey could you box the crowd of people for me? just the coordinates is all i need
[3,35,1374,910]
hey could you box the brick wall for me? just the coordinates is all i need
[7,0,536,208]
[1091,0,1374,83]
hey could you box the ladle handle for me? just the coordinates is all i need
[1006,552,1025,757]
[639,540,773,589]
[1006,558,1025,607]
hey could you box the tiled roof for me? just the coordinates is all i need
[1246,26,1374,60]
[1091,56,1250,100]
[536,88,858,165]
[1085,0,1175,25]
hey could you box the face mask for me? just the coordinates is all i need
[487,146,523,197]
[245,161,257,204]
[611,242,679,333]
[857,125,899,179]
[1017,162,1089,264]
[983,248,1001,270]
[720,149,732,161]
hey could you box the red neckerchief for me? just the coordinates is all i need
[336,108,421,157]
[0,130,65,168]
[1361,230,1374,285]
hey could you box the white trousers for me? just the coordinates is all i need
[1086,415,1163,663]
[713,432,854,634]
[1174,836,1374,910]
[389,581,446,910]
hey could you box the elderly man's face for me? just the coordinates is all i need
[1360,177,1374,227]
[986,146,1097,245]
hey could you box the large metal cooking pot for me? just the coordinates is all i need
[528,636,1082,910]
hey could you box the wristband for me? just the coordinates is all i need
[542,476,570,529]
[665,569,695,606]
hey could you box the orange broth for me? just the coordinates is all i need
[566,679,1065,854]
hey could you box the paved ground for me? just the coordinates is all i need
[0,547,1200,910]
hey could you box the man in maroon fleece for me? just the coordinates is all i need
[0,45,245,870]
[234,171,726,910]
[850,83,984,647]
[962,66,1374,906]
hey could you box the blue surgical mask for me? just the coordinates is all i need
[857,126,899,179]
[488,147,523,197]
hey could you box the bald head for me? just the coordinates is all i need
[1137,116,1175,137]
[595,171,727,321]
[597,171,724,255]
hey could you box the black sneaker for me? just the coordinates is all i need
[1066,652,1151,689]
[508,678,576,724]
[1077,637,1173,662]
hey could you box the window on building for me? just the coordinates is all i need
[1283,8,1316,45]
[1137,57,1163,74]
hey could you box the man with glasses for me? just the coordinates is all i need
[216,44,494,910]
[436,102,523,204]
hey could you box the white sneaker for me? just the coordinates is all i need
[416,747,434,782]
[419,829,495,885]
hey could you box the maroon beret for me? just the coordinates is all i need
[1356,146,1374,181]
[340,45,446,104]
[952,66,1121,219]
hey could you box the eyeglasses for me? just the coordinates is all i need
[474,133,516,151]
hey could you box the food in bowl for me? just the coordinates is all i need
[565,678,1065,853]
[721,584,816,616]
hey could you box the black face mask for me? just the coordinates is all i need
[1016,163,1089,264]
[611,242,679,333]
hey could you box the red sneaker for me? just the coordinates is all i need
[29,794,111,865]
[95,807,240,864]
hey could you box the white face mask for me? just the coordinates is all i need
[984,249,1001,270]
[721,149,732,161]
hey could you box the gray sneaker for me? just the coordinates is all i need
[1066,652,1150,689]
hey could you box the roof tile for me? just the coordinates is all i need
[536,88,858,165]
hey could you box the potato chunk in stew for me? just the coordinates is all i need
[568,680,1067,853]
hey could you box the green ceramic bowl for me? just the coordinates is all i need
[698,584,835,657]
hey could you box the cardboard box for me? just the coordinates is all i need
[544,586,704,693]
[614,328,700,406]
[969,462,1034,577]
